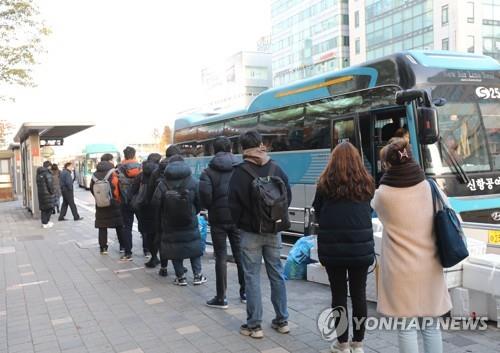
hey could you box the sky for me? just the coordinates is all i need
[1,0,271,155]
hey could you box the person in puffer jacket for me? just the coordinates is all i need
[200,136,245,309]
[128,153,161,266]
[37,161,55,228]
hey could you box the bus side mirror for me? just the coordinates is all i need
[418,107,439,145]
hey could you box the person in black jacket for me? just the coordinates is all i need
[228,130,291,339]
[128,153,162,262]
[200,136,245,309]
[152,154,207,286]
[59,162,83,222]
[147,145,180,274]
[90,155,124,255]
[312,141,375,353]
[37,161,55,228]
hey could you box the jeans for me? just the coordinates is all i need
[41,209,52,225]
[398,318,443,353]
[240,231,288,328]
[59,189,80,220]
[211,224,245,299]
[120,204,134,255]
[325,266,369,343]
[98,227,124,250]
[172,257,202,278]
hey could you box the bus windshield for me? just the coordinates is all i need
[423,84,500,174]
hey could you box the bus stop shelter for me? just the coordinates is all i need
[0,149,14,202]
[14,122,94,218]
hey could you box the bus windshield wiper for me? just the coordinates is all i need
[438,136,471,185]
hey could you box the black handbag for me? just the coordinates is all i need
[428,179,469,268]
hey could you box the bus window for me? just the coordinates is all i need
[332,118,355,147]
[258,107,304,151]
[358,113,374,175]
[480,103,500,169]
[304,115,331,149]
[203,141,214,156]
[225,115,258,136]
[179,143,203,158]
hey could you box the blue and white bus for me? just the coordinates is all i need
[173,51,500,242]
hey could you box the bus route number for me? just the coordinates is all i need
[488,230,500,245]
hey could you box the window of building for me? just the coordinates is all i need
[355,11,360,28]
[467,35,475,53]
[355,38,360,54]
[442,37,449,50]
[342,14,349,25]
[343,36,349,47]
[467,2,474,23]
[442,4,449,26]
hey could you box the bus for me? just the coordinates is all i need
[75,144,121,189]
[173,50,500,241]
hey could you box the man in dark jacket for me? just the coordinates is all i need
[37,161,55,228]
[152,153,207,286]
[117,146,142,260]
[128,153,162,264]
[200,136,245,309]
[229,130,292,338]
[59,162,83,222]
[90,155,124,255]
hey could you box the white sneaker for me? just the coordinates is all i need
[351,348,364,353]
[330,342,350,353]
[47,222,54,228]
[41,224,49,229]
[351,342,364,353]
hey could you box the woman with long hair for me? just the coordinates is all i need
[372,138,451,353]
[313,142,375,353]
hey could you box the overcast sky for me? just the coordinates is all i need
[1,0,271,154]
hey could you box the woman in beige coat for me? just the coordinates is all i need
[371,138,452,353]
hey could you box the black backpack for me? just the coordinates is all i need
[163,178,195,227]
[241,163,291,234]
[130,182,148,211]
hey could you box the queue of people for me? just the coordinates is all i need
[37,129,451,353]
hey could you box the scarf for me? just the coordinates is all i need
[379,160,426,188]
[243,146,270,166]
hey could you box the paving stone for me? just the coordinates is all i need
[145,297,164,305]
[176,325,201,335]
[133,287,151,294]
[51,317,73,326]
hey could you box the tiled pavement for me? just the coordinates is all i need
[1,195,500,353]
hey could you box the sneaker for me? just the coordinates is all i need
[330,342,350,353]
[100,247,108,255]
[240,293,247,304]
[74,217,84,221]
[158,267,168,277]
[120,254,132,261]
[145,258,160,268]
[47,222,54,228]
[351,342,364,353]
[41,224,49,229]
[193,274,207,285]
[240,324,264,339]
[174,276,187,286]
[206,297,228,309]
[58,218,67,221]
[271,319,290,334]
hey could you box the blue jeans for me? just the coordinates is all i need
[172,257,202,278]
[398,318,443,353]
[240,231,288,328]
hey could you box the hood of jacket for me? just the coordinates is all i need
[243,146,270,166]
[209,152,238,172]
[165,159,191,181]
[36,166,50,176]
[96,161,114,173]
[142,160,158,176]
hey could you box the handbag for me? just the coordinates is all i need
[427,179,469,268]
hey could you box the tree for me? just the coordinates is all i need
[0,120,15,148]
[0,0,49,99]
[159,126,172,153]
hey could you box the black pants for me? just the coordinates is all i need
[59,189,80,220]
[98,227,124,250]
[325,265,368,344]
[211,224,245,299]
[41,209,52,225]
[120,204,134,255]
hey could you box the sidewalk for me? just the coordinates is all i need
[1,198,499,353]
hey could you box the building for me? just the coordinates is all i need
[270,0,350,86]
[350,0,500,65]
[199,51,272,112]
